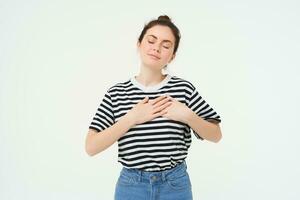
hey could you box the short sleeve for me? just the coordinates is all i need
[187,87,222,140]
[88,90,115,132]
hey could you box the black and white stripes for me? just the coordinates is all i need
[89,74,221,171]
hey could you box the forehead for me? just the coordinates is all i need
[145,25,175,43]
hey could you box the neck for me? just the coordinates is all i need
[135,64,167,87]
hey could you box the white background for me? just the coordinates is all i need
[1,0,299,199]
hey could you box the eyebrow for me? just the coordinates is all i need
[147,35,173,44]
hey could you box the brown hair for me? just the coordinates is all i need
[138,15,181,55]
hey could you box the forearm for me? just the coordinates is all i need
[186,110,222,143]
[86,115,135,156]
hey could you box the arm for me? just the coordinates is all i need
[161,95,222,143]
[85,115,135,156]
[185,110,222,143]
[86,95,175,156]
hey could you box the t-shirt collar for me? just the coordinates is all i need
[130,74,172,92]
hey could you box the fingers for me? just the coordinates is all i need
[153,96,171,109]
[152,101,172,114]
[139,96,149,104]
[150,95,168,105]
[152,109,168,119]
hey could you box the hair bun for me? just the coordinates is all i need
[157,15,171,22]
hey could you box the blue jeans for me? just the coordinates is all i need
[114,161,193,200]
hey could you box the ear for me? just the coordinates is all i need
[136,41,141,53]
[168,54,176,63]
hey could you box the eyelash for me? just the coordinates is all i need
[148,41,170,49]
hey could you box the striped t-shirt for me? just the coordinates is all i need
[89,73,221,171]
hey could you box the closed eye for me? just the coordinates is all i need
[148,40,171,49]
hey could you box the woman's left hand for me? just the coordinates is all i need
[162,96,193,124]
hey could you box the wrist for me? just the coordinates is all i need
[122,113,136,127]
[184,108,195,125]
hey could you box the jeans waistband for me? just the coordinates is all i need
[120,161,187,182]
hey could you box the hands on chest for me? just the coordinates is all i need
[126,95,192,126]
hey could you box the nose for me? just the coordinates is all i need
[153,44,161,53]
[153,48,160,53]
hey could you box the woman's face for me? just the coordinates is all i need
[137,25,176,70]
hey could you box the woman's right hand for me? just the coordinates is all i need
[126,95,172,126]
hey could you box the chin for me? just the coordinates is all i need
[142,61,164,69]
[140,55,165,68]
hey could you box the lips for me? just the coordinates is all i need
[148,54,161,60]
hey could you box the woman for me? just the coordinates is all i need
[85,15,222,200]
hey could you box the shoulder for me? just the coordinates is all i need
[105,78,132,94]
[169,74,196,91]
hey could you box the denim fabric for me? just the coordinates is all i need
[114,161,193,200]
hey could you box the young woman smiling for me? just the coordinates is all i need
[86,15,222,200]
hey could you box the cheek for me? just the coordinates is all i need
[142,44,153,54]
[162,51,173,60]
[139,47,150,57]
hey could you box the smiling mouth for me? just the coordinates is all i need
[148,54,160,60]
